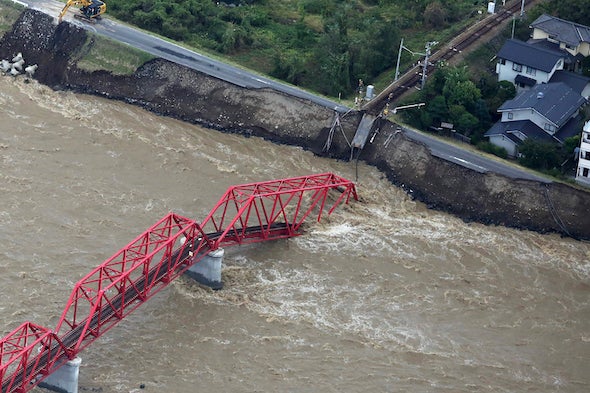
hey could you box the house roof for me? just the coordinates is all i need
[549,70,590,95]
[527,39,578,64]
[485,120,554,143]
[497,39,566,73]
[498,82,586,127]
[530,14,590,48]
[484,114,583,145]
[555,113,584,142]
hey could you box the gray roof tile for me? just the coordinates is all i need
[498,83,586,127]
[497,39,565,72]
[530,14,590,47]
[549,71,590,95]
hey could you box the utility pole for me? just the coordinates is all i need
[420,41,437,90]
[394,38,404,81]
[395,39,437,87]
[520,0,525,17]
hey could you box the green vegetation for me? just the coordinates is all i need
[76,35,155,75]
[100,0,590,97]
[0,0,24,35]
[517,136,581,178]
[105,0,495,97]
[477,141,508,159]
[396,65,517,145]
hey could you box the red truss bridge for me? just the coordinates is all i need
[0,173,358,393]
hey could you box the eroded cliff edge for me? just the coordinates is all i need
[2,9,589,240]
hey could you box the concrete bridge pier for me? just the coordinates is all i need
[185,248,224,289]
[39,356,81,393]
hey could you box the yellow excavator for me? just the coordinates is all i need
[58,0,106,23]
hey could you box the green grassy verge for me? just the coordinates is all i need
[0,0,24,35]
[76,35,154,75]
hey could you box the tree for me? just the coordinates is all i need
[518,139,560,170]
[442,67,481,111]
[425,95,448,125]
[550,0,590,26]
[271,49,308,85]
[313,11,351,95]
[423,1,447,29]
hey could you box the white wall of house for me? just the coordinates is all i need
[576,121,590,186]
[500,108,558,134]
[496,58,563,86]
[578,42,590,57]
[489,134,518,158]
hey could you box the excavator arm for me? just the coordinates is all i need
[59,0,106,22]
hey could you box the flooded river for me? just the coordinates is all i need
[1,77,589,392]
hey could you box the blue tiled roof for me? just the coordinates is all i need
[531,14,590,48]
[497,39,566,73]
[498,83,586,127]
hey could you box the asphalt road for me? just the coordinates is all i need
[15,0,551,183]
[401,127,550,182]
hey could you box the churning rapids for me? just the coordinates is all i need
[1,77,589,393]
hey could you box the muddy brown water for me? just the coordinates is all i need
[1,78,589,392]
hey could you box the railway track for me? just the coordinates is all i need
[362,0,533,114]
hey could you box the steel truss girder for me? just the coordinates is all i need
[0,173,357,393]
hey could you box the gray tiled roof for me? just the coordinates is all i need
[550,71,590,95]
[498,82,586,127]
[527,39,577,64]
[485,115,583,144]
[497,39,565,72]
[531,14,590,47]
[485,120,553,143]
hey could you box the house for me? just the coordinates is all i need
[576,120,590,186]
[485,82,586,157]
[495,39,566,90]
[530,14,590,58]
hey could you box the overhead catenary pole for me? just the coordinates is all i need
[420,41,437,90]
[394,38,404,81]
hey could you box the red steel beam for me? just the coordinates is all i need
[0,173,358,393]
[200,172,358,248]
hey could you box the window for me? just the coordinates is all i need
[544,123,556,133]
[525,66,536,76]
[583,167,589,178]
[508,130,527,141]
[507,112,513,119]
[500,59,506,65]
[512,63,523,72]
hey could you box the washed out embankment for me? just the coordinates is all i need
[2,9,589,240]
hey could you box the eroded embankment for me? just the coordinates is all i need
[2,9,590,240]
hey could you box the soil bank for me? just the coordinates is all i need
[2,9,589,240]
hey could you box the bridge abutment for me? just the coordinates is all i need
[185,248,224,289]
[39,356,81,393]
